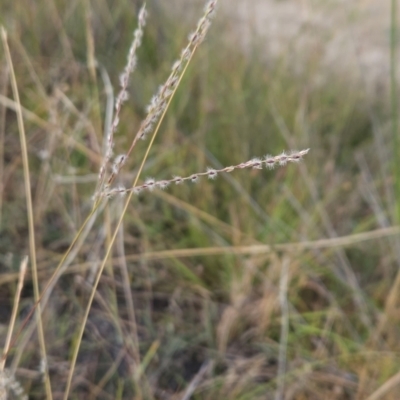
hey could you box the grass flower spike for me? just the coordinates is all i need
[99,0,219,197]
[95,4,147,200]
[103,149,310,197]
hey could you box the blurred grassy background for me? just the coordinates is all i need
[1,0,400,399]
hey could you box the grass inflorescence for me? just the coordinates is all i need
[104,149,309,198]
[1,0,399,399]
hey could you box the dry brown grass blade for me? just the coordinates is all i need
[113,225,400,262]
[2,225,397,290]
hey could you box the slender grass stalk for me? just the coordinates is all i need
[116,207,141,365]
[89,347,129,399]
[83,0,103,150]
[1,27,53,400]
[391,0,399,224]
[84,0,97,85]
[366,369,400,400]
[275,256,290,400]
[375,0,400,349]
[0,61,7,227]
[133,340,160,382]
[181,361,213,400]
[0,256,28,372]
[108,225,399,261]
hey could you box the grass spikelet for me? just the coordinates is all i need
[95,4,147,200]
[102,149,309,197]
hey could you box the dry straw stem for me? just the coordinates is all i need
[103,149,310,197]
[0,256,28,372]
[0,62,8,227]
[275,256,290,400]
[181,360,214,400]
[366,369,400,400]
[63,1,219,398]
[105,225,400,263]
[1,27,53,399]
[0,258,28,400]
[115,202,141,366]
[2,223,396,291]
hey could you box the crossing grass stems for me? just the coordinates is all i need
[1,0,308,398]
